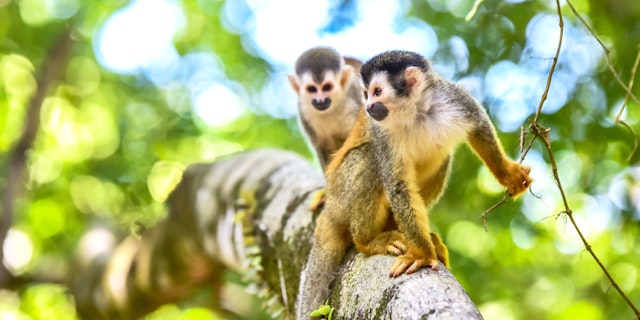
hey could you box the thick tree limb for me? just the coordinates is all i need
[71,148,482,319]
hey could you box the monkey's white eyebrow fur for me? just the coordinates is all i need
[367,72,394,95]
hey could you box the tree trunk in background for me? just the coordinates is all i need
[0,32,72,287]
[70,148,483,319]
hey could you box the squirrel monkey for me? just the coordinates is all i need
[288,46,364,171]
[296,50,532,318]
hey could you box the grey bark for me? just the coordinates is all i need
[71,148,482,319]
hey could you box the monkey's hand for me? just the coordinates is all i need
[389,247,439,278]
[499,162,532,198]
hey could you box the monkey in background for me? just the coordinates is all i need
[296,50,532,319]
[288,46,364,171]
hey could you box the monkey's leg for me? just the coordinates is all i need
[370,157,439,276]
[377,157,439,277]
[296,213,349,320]
[430,232,449,267]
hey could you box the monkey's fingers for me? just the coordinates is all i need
[387,240,407,256]
[389,259,412,278]
[503,164,533,197]
[406,259,439,274]
[389,256,439,278]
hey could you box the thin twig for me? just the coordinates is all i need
[526,1,640,316]
[559,8,640,313]
[619,121,639,163]
[616,45,640,123]
[483,0,640,316]
[615,45,640,162]
[481,194,507,231]
[465,0,484,22]
[559,3,640,312]
[532,123,640,317]
[533,6,563,122]
[565,0,640,106]
[483,0,564,218]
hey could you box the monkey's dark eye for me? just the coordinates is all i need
[322,84,332,92]
[374,88,382,96]
[307,86,317,93]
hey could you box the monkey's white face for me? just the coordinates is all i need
[364,72,402,123]
[364,68,426,131]
[298,71,342,112]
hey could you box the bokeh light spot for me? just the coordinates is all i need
[147,161,185,202]
[70,175,125,216]
[192,83,247,127]
[2,54,36,97]
[3,229,34,274]
[21,284,78,320]
[19,0,79,26]
[446,221,495,260]
[28,198,66,239]
[66,56,101,96]
[28,151,63,185]
[95,0,182,73]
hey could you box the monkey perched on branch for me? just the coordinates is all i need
[288,46,364,171]
[296,50,532,319]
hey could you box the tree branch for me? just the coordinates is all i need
[71,149,482,319]
[0,31,72,287]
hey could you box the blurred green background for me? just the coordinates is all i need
[1,0,639,319]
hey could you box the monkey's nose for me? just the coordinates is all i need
[312,98,332,111]
[366,102,388,121]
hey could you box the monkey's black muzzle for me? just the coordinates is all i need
[366,102,389,121]
[312,98,332,111]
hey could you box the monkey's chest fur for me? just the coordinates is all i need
[325,139,447,237]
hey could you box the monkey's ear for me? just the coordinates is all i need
[404,66,425,93]
[340,65,354,88]
[288,74,300,92]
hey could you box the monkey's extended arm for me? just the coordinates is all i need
[452,85,532,197]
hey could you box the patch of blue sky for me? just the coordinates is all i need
[228,0,438,117]
[433,36,470,80]
[95,0,243,127]
[94,0,182,74]
[96,0,438,122]
[94,2,602,130]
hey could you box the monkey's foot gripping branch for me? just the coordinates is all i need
[388,232,449,277]
[389,246,440,278]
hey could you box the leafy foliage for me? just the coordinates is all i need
[0,0,639,319]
